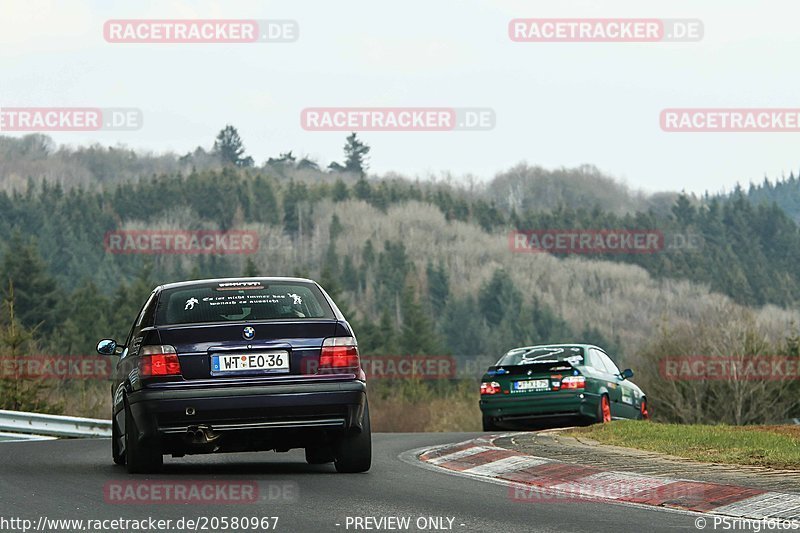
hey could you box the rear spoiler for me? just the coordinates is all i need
[487,360,578,376]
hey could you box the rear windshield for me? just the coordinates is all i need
[496,346,584,366]
[155,280,334,325]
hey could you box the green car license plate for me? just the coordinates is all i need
[513,379,550,392]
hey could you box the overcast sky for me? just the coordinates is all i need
[1,0,798,194]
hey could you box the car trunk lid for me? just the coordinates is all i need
[156,320,339,380]
[486,360,581,395]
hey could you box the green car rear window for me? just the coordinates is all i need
[497,346,584,366]
[155,281,334,325]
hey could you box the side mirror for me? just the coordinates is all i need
[96,339,120,356]
[620,368,634,380]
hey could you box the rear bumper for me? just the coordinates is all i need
[126,380,366,453]
[479,391,599,421]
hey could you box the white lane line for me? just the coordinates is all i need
[0,431,58,442]
[713,492,800,520]
[421,438,485,458]
[427,446,498,465]
[461,455,551,476]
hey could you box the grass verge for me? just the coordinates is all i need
[565,421,800,469]
[369,379,481,432]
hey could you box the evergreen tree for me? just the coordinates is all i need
[441,296,486,356]
[213,125,254,167]
[332,179,350,202]
[362,239,376,266]
[107,264,155,341]
[0,286,58,412]
[343,133,370,176]
[319,264,352,320]
[426,260,450,308]
[370,182,390,212]
[0,234,61,334]
[329,214,344,241]
[54,281,111,355]
[282,181,301,236]
[341,255,359,292]
[672,194,696,224]
[251,175,280,225]
[354,308,397,356]
[376,241,410,304]
[399,283,444,355]
[353,176,372,201]
[478,269,522,327]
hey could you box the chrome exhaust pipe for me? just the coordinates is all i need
[185,425,221,444]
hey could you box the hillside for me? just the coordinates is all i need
[0,167,797,358]
[1,134,799,424]
[744,173,800,224]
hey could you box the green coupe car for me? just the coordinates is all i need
[479,344,648,430]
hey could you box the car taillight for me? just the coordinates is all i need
[561,375,585,389]
[480,381,501,395]
[139,345,181,378]
[319,337,360,373]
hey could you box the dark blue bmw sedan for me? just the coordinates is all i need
[96,277,370,474]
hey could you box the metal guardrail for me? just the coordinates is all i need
[0,410,112,438]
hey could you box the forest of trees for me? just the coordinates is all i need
[0,129,799,424]
[744,172,800,224]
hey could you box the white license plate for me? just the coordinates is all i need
[211,351,289,374]
[513,379,550,391]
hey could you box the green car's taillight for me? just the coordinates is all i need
[480,381,501,395]
[560,375,585,389]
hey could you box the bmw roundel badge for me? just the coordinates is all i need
[242,326,255,340]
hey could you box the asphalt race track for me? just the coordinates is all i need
[0,433,713,532]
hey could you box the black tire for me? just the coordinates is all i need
[124,402,163,474]
[305,446,336,465]
[334,401,371,473]
[112,412,125,466]
[482,414,500,431]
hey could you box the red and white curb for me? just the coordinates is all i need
[416,434,800,523]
